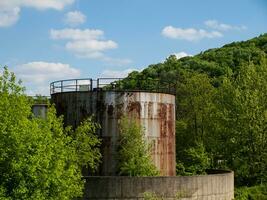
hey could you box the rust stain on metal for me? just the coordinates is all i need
[158,103,168,137]
[147,102,153,119]
[127,102,141,118]
[115,104,123,118]
[107,105,114,116]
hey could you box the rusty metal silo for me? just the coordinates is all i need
[50,78,176,176]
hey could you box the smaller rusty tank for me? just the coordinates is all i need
[51,78,176,176]
[32,104,48,119]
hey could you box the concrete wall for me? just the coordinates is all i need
[82,171,234,200]
[32,104,47,119]
[51,91,176,176]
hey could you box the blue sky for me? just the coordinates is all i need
[0,0,266,95]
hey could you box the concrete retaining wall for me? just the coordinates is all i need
[82,171,234,200]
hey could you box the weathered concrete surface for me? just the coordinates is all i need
[32,104,47,119]
[51,91,176,176]
[82,171,234,200]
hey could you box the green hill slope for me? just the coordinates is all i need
[125,33,267,82]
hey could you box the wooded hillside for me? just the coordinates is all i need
[118,34,267,187]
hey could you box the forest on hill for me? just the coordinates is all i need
[116,34,267,194]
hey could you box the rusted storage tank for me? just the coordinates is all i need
[51,80,176,176]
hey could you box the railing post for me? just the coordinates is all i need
[97,79,99,89]
[61,81,63,93]
[76,79,78,92]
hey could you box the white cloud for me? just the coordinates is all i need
[50,28,117,57]
[162,26,223,41]
[204,20,247,31]
[0,0,74,10]
[64,11,86,27]
[50,28,104,40]
[101,68,139,78]
[172,52,192,59]
[14,61,80,95]
[66,39,118,55]
[0,0,74,27]
[51,28,131,65]
[76,51,104,59]
[0,7,20,27]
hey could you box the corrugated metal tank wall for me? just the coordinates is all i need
[51,91,176,176]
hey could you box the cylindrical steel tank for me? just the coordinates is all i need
[51,91,176,176]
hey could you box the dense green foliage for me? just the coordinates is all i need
[0,67,101,200]
[235,185,267,200]
[117,116,159,176]
[117,34,267,186]
[176,141,210,175]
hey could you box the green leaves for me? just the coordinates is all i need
[67,118,101,171]
[114,34,267,186]
[0,67,101,199]
[214,62,267,185]
[235,185,267,200]
[117,116,159,176]
[175,73,214,175]
[179,142,210,175]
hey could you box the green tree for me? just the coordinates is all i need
[0,67,101,200]
[235,185,267,200]
[213,63,267,185]
[117,116,159,176]
[175,72,215,174]
[111,34,267,186]
[176,141,210,175]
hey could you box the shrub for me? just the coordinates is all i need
[117,116,159,176]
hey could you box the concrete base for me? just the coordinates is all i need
[82,170,234,200]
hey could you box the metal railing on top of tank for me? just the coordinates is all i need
[50,78,93,94]
[50,78,177,95]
